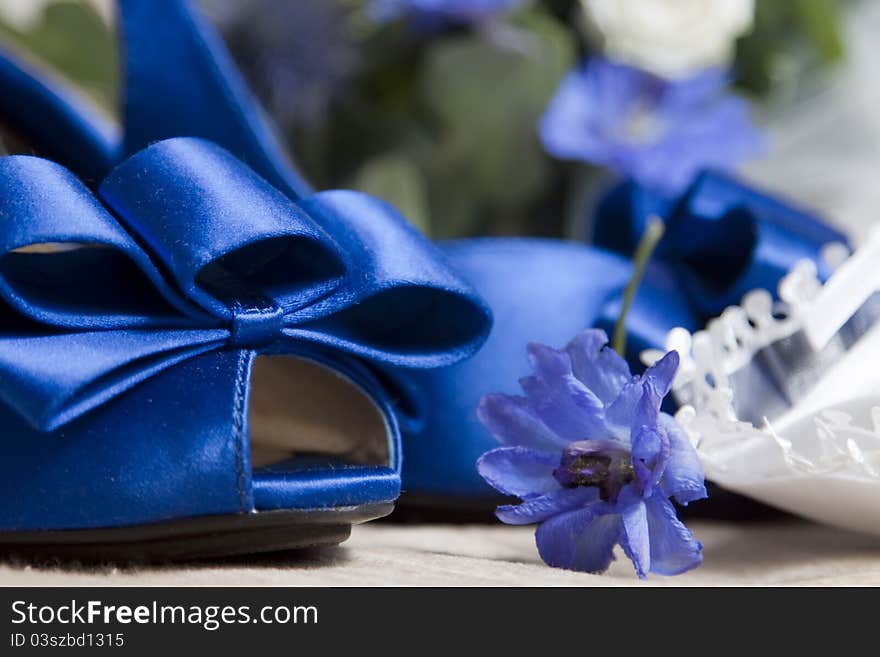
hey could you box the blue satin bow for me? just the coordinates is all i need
[0,137,490,432]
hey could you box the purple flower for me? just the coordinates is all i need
[476,329,707,577]
[539,58,763,196]
[369,0,524,26]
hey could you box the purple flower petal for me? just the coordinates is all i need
[658,414,707,505]
[631,378,663,435]
[643,496,703,576]
[632,96,764,195]
[631,425,670,496]
[477,393,569,451]
[539,57,763,196]
[495,487,599,525]
[477,332,706,578]
[520,372,609,442]
[535,506,621,573]
[643,350,679,398]
[603,378,642,441]
[477,447,560,498]
[539,60,663,165]
[538,70,614,163]
[605,376,664,448]
[618,491,650,579]
[630,427,663,462]
[661,68,729,111]
[565,329,631,405]
[525,342,572,380]
[604,351,675,439]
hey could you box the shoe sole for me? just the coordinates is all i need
[0,502,394,563]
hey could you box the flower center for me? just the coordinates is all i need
[553,440,635,503]
[620,102,667,146]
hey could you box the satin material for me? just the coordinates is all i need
[0,347,403,530]
[595,172,850,316]
[0,138,490,434]
[0,0,852,506]
[0,350,250,530]
[119,0,312,199]
[0,46,118,184]
[394,239,699,499]
[0,136,489,528]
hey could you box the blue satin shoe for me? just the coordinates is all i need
[0,0,848,510]
[0,134,489,558]
[392,239,698,505]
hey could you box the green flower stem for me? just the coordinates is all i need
[612,216,666,357]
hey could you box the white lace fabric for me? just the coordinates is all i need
[644,239,880,536]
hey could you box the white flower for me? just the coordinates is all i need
[582,0,754,79]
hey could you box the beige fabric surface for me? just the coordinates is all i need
[2,519,880,586]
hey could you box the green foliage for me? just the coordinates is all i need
[790,0,845,61]
[0,1,118,113]
[734,0,845,96]
[415,10,575,237]
[352,152,431,233]
[287,3,576,239]
[0,0,852,240]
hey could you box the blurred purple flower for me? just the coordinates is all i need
[477,329,706,577]
[211,0,359,131]
[369,0,524,26]
[539,58,763,196]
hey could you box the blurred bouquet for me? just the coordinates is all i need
[0,0,848,240]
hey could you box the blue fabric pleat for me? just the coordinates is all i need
[119,0,312,199]
[0,138,490,433]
